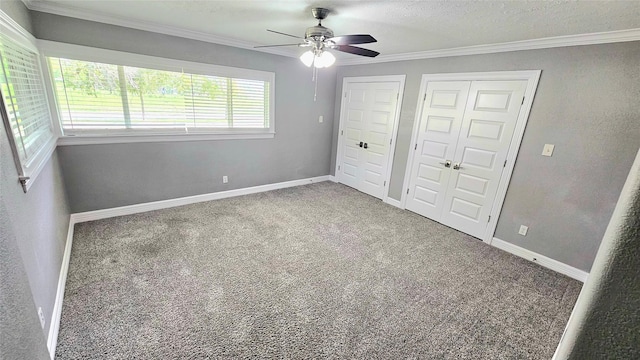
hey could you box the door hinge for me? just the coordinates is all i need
[423,93,427,101]
[503,159,507,167]
[341,130,343,135]
[397,93,399,100]
[384,181,386,186]
[344,92,347,98]
[414,143,417,150]
[389,138,392,145]
[407,188,410,194]
[488,215,491,223]
[521,97,525,105]
[338,165,341,171]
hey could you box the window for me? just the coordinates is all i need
[0,18,55,192]
[41,43,274,141]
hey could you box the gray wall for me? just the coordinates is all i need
[32,12,337,213]
[555,149,640,359]
[332,42,640,272]
[0,1,70,358]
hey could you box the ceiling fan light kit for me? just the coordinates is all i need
[300,49,336,68]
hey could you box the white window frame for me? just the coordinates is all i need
[0,11,57,192]
[38,40,276,145]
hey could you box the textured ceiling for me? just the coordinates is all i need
[27,0,640,58]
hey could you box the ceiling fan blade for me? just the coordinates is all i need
[267,29,304,40]
[334,45,380,58]
[254,43,303,48]
[329,34,377,45]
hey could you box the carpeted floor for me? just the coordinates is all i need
[55,182,581,359]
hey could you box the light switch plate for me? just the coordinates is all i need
[542,144,555,157]
[319,115,324,123]
[518,225,529,236]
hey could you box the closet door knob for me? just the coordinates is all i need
[439,160,452,168]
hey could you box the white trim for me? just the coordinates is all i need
[47,218,75,359]
[38,40,275,82]
[45,175,330,358]
[0,9,58,192]
[400,70,541,244]
[57,133,274,146]
[384,197,403,209]
[334,75,405,202]
[337,28,640,66]
[23,0,640,64]
[71,176,331,223]
[23,137,57,191]
[0,9,37,49]
[24,0,296,58]
[491,237,589,283]
[328,175,337,182]
[38,40,276,140]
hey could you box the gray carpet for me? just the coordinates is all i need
[55,182,581,359]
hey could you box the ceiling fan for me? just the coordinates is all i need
[255,8,379,69]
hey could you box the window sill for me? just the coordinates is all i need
[57,132,275,146]
[22,136,58,192]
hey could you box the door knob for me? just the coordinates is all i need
[453,163,464,170]
[439,160,452,168]
[356,141,363,148]
[363,143,368,149]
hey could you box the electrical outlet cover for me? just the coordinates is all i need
[37,307,45,329]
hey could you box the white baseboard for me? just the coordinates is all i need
[48,175,331,358]
[328,175,337,182]
[491,237,589,282]
[72,175,331,223]
[385,197,403,209]
[47,219,75,359]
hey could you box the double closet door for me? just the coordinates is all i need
[338,79,401,199]
[406,80,527,239]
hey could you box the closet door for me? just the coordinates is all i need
[338,80,400,199]
[405,81,470,219]
[439,80,528,238]
[405,79,528,239]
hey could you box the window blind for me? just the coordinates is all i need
[0,32,53,164]
[48,57,272,135]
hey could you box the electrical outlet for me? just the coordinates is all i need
[318,115,324,123]
[37,307,45,329]
[518,225,529,236]
[222,176,228,184]
[542,144,555,157]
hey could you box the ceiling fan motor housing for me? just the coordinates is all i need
[305,25,334,42]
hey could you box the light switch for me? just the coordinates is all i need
[319,115,324,123]
[518,225,528,236]
[542,144,555,157]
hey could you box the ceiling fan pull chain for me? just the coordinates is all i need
[313,67,318,102]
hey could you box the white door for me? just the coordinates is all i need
[406,80,527,238]
[405,81,471,219]
[338,80,401,199]
[440,80,527,237]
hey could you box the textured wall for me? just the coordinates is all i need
[332,42,640,272]
[32,12,336,213]
[0,1,70,358]
[554,149,640,359]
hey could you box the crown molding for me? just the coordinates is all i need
[337,28,640,66]
[23,1,640,65]
[23,0,298,58]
